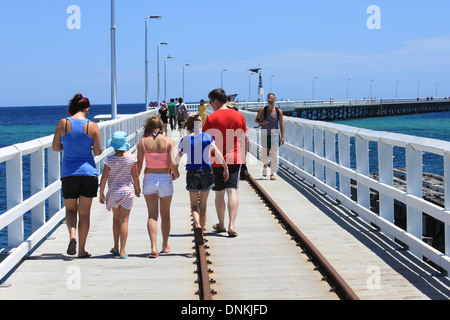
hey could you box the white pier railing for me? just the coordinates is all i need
[242,110,450,274]
[0,109,156,281]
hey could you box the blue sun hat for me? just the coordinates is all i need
[109,131,130,151]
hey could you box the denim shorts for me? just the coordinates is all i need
[186,167,214,192]
[61,176,98,199]
[143,174,174,198]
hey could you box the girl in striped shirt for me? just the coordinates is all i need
[100,131,141,259]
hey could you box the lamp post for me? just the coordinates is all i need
[183,64,190,101]
[370,80,374,99]
[347,78,351,99]
[145,15,162,110]
[111,0,117,119]
[396,80,400,100]
[312,76,318,100]
[164,55,173,103]
[221,69,227,89]
[417,81,421,99]
[270,75,275,93]
[157,42,169,108]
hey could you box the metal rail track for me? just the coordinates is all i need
[193,174,359,300]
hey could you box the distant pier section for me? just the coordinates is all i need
[239,98,450,121]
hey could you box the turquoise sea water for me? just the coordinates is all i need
[0,105,449,249]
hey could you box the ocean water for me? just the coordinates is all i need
[0,105,449,249]
[0,103,146,249]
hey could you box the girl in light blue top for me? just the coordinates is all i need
[52,93,102,258]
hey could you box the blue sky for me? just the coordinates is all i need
[1,0,450,107]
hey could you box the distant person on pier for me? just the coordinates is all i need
[255,93,284,180]
[176,113,229,245]
[176,97,188,135]
[99,131,141,259]
[52,93,102,258]
[168,98,177,130]
[137,114,180,258]
[203,88,248,237]
[198,99,209,125]
[158,102,169,136]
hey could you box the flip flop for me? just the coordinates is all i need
[78,252,91,258]
[228,230,238,237]
[110,249,120,256]
[160,244,171,254]
[67,239,76,255]
[148,252,159,258]
[212,223,226,233]
[194,228,204,245]
[119,254,128,259]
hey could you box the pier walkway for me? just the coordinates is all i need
[1,130,450,300]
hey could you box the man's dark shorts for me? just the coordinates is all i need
[61,176,98,199]
[212,164,242,191]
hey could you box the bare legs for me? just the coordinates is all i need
[112,206,131,258]
[214,188,238,236]
[65,196,92,257]
[190,191,209,244]
[145,194,172,257]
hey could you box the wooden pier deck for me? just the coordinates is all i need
[1,131,450,300]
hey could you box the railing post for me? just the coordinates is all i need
[444,151,449,260]
[314,127,325,184]
[47,149,61,218]
[406,144,423,257]
[378,141,394,224]
[303,125,313,177]
[292,122,304,170]
[325,129,336,199]
[355,135,370,218]
[338,132,351,198]
[30,146,45,232]
[6,150,23,249]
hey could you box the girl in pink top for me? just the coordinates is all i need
[137,115,180,258]
[100,131,141,259]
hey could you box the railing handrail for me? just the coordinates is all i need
[240,109,450,274]
[0,109,157,281]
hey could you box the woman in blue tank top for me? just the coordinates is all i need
[52,93,102,258]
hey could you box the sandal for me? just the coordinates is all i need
[270,174,276,180]
[67,239,76,255]
[148,252,159,258]
[228,230,238,237]
[160,244,171,254]
[194,228,204,245]
[212,223,226,233]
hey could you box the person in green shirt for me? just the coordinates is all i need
[167,98,177,130]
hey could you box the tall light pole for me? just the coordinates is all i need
[270,75,275,93]
[111,0,117,119]
[312,76,318,100]
[145,15,162,110]
[157,42,168,108]
[347,78,351,99]
[396,80,400,99]
[183,64,190,101]
[221,69,227,88]
[370,80,374,99]
[417,81,421,99]
[164,55,173,103]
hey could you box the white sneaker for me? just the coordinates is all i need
[262,166,268,177]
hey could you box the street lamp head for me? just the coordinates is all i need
[185,64,191,67]
[166,55,174,59]
[159,42,169,46]
[148,15,162,19]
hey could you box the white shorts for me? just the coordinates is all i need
[143,174,174,198]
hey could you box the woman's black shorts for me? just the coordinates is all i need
[61,176,98,199]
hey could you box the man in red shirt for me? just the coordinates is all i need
[203,89,248,237]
